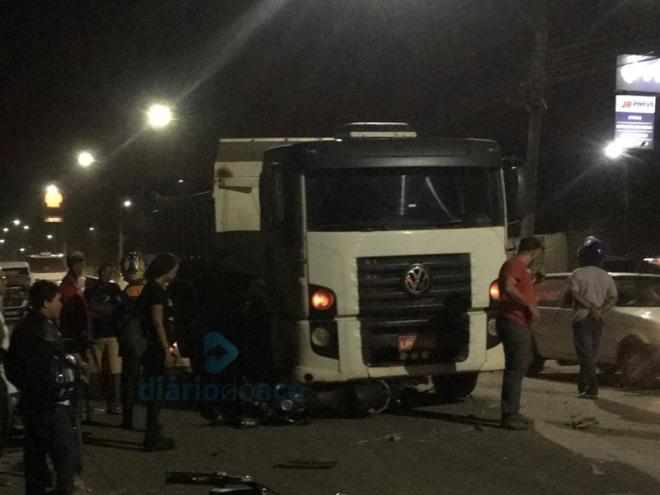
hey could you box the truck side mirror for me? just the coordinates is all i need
[502,156,524,228]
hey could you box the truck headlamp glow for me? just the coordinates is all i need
[311,289,335,311]
[311,326,332,347]
[489,280,500,301]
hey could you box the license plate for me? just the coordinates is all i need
[398,334,437,352]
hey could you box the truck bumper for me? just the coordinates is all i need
[289,310,488,384]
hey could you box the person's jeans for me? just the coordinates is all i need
[121,356,141,426]
[573,317,603,396]
[496,317,532,417]
[23,406,77,495]
[141,345,165,443]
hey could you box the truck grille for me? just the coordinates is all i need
[357,253,471,318]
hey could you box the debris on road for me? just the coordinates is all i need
[589,462,605,476]
[569,416,599,430]
[274,459,338,470]
[357,432,403,445]
[166,470,280,494]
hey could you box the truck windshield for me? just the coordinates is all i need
[306,167,503,231]
[29,257,66,273]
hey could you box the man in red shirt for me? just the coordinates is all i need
[497,237,543,430]
[59,251,89,486]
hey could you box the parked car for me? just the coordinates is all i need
[0,261,31,288]
[531,273,660,387]
[1,293,22,450]
[0,261,31,321]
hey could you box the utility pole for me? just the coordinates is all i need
[520,0,548,238]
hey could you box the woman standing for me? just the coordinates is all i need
[140,253,179,452]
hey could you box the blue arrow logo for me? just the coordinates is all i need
[203,332,239,374]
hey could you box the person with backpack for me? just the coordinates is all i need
[6,281,78,495]
[117,251,147,431]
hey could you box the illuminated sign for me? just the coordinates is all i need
[44,216,64,223]
[44,185,63,208]
[617,55,660,93]
[614,95,655,150]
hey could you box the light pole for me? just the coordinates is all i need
[118,200,133,261]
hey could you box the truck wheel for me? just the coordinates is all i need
[433,372,478,401]
[618,342,655,388]
[242,300,277,381]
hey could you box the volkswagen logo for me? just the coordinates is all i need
[403,263,431,297]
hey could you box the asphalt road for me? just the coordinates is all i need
[2,366,660,495]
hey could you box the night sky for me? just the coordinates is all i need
[2,0,660,259]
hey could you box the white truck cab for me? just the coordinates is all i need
[213,123,508,398]
[28,252,67,285]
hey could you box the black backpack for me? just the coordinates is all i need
[117,294,147,359]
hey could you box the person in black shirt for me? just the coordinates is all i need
[86,263,123,414]
[139,253,179,452]
[6,281,77,495]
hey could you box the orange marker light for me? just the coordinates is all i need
[489,280,500,301]
[311,289,335,311]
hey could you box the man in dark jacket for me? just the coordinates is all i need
[6,281,77,495]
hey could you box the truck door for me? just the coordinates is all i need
[260,165,306,320]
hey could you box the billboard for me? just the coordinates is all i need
[614,95,655,150]
[617,55,660,93]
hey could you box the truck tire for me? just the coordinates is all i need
[433,372,478,401]
[241,300,277,382]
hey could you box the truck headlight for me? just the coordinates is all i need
[311,326,332,347]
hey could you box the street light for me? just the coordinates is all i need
[604,141,624,159]
[0,239,4,244]
[13,219,20,226]
[77,151,95,168]
[146,103,173,129]
[19,248,25,253]
[23,225,30,231]
[604,140,632,218]
[46,234,54,240]
[123,199,133,208]
[88,226,95,232]
[2,228,8,233]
